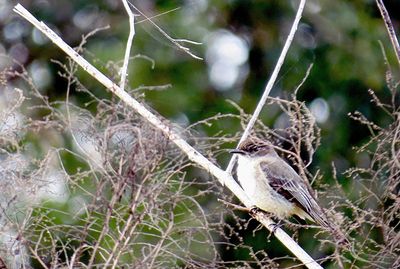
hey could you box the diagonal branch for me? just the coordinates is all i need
[375,0,400,68]
[13,4,322,269]
[226,0,307,173]
[119,0,136,90]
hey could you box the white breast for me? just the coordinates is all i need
[236,155,258,195]
[235,155,295,219]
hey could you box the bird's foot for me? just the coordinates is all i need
[248,208,282,233]
[269,220,283,234]
[249,206,260,215]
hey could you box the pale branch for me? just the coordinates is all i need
[120,0,135,91]
[376,0,400,68]
[13,4,322,269]
[225,0,307,173]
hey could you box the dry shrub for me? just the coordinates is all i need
[0,53,226,268]
[343,65,400,268]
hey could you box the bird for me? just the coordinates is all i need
[230,137,348,245]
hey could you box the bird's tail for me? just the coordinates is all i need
[309,207,350,248]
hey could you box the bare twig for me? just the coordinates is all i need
[376,0,400,67]
[120,0,136,90]
[217,198,250,212]
[127,2,202,60]
[0,257,8,269]
[135,7,180,25]
[28,246,49,269]
[13,4,322,268]
[226,0,307,173]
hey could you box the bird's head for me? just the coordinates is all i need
[230,137,276,158]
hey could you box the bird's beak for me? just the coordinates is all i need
[229,149,246,155]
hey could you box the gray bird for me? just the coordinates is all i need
[230,137,348,245]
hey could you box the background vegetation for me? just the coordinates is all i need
[0,0,399,268]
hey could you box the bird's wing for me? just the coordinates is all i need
[260,160,329,227]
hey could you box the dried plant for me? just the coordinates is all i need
[343,65,399,268]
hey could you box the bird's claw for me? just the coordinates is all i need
[249,206,260,215]
[269,221,282,234]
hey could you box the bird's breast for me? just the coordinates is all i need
[236,156,259,195]
[235,156,295,218]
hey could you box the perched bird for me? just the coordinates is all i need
[230,137,348,245]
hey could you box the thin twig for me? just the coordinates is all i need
[28,246,49,269]
[375,0,400,68]
[217,198,250,212]
[127,2,202,60]
[225,0,307,174]
[120,0,135,90]
[135,7,181,25]
[13,4,322,269]
[0,257,8,269]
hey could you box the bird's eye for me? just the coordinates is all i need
[247,144,261,153]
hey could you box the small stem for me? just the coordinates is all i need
[375,0,400,68]
[120,0,136,91]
